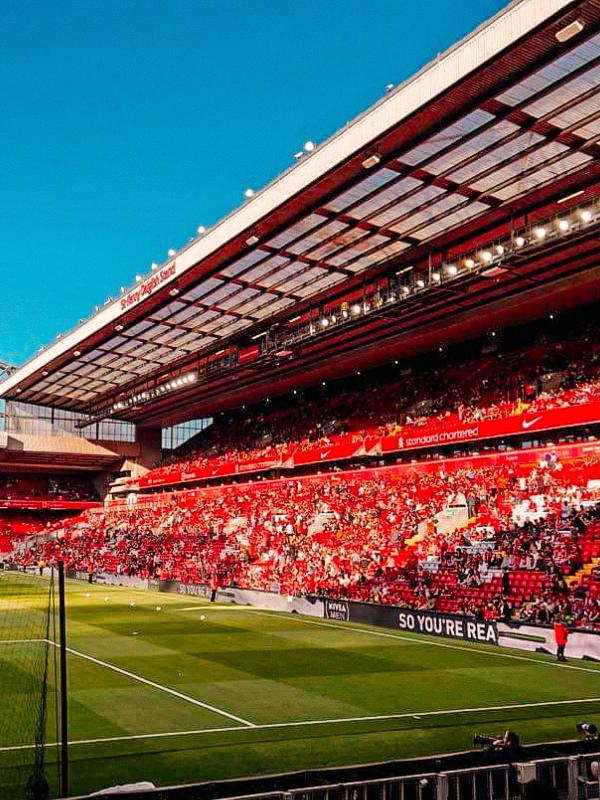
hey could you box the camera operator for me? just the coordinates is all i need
[576,722,599,747]
[474,730,521,762]
[492,730,520,752]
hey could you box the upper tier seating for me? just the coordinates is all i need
[146,313,600,484]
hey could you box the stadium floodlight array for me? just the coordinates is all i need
[104,195,599,417]
[111,371,197,412]
[283,196,600,347]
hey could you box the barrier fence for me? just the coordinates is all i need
[66,751,600,800]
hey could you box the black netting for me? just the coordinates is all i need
[0,569,58,799]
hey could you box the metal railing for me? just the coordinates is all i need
[67,752,600,800]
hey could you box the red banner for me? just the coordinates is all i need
[380,401,600,454]
[111,440,600,511]
[135,402,600,490]
[138,458,279,488]
[292,439,364,466]
[237,458,279,473]
[186,462,238,480]
[0,500,101,510]
[238,344,260,364]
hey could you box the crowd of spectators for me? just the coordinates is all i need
[7,312,600,630]
[8,453,600,628]
[0,474,99,501]
[149,315,600,481]
[0,514,49,552]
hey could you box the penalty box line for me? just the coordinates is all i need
[44,640,255,728]
[2,695,600,753]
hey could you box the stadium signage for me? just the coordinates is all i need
[119,262,177,310]
[293,439,364,466]
[134,404,600,491]
[382,401,600,455]
[398,426,480,449]
[177,582,209,597]
[322,599,498,645]
[324,599,350,621]
[0,499,100,510]
[397,610,497,644]
[238,458,279,473]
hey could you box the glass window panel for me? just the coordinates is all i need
[371,185,446,228]
[286,220,347,256]
[350,176,423,219]
[266,214,324,248]
[427,120,520,174]
[470,141,568,193]
[219,250,265,278]
[179,278,223,302]
[495,32,600,106]
[325,169,399,213]
[400,110,494,165]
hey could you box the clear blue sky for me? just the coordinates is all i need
[0,0,505,365]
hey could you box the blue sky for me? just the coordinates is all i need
[0,0,505,365]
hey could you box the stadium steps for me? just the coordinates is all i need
[565,556,600,586]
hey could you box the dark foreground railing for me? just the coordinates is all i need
[65,740,600,800]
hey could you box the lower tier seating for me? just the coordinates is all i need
[8,453,600,628]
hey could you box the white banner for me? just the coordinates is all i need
[498,621,600,661]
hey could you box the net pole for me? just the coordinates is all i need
[58,561,69,797]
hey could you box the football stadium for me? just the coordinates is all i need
[4,1,600,797]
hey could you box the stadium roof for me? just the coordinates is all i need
[4,0,600,427]
[0,432,122,470]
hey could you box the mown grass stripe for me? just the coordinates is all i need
[248,611,600,675]
[2,696,600,753]
[48,641,256,727]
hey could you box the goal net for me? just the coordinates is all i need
[0,568,58,799]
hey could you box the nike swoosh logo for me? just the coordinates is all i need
[522,416,543,430]
[320,451,331,459]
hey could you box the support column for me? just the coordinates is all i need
[135,425,162,468]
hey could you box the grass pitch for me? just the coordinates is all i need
[1,573,600,797]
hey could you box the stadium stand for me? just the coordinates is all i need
[0,474,99,501]
[0,471,103,554]
[9,449,600,627]
[144,309,600,487]
[7,1,600,794]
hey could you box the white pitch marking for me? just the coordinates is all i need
[47,641,255,727]
[0,638,47,645]
[178,606,269,612]
[2,696,600,753]
[248,610,600,676]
